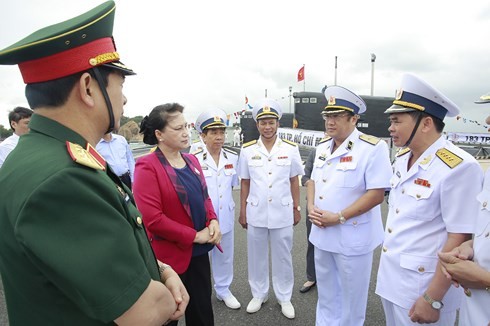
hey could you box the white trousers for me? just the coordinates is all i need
[210,230,234,298]
[247,225,294,302]
[314,248,373,326]
[380,298,456,326]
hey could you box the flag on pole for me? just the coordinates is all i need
[297,65,305,82]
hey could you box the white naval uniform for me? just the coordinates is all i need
[194,146,239,299]
[189,139,204,154]
[376,136,483,325]
[238,137,304,302]
[309,129,392,326]
[459,168,490,325]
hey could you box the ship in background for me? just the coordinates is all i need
[240,91,394,159]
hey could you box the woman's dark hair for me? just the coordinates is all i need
[25,67,111,109]
[408,111,445,133]
[140,103,184,145]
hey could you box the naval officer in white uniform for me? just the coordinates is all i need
[438,92,490,325]
[376,73,483,325]
[193,109,241,310]
[238,98,304,319]
[307,86,392,326]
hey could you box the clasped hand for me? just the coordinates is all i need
[438,242,487,290]
[308,206,339,228]
[194,219,222,245]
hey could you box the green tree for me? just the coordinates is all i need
[0,124,12,140]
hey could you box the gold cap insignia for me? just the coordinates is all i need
[263,106,271,112]
[328,96,336,105]
[395,88,404,100]
[214,116,221,122]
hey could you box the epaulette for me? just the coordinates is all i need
[192,148,204,155]
[66,141,106,171]
[242,140,257,148]
[318,136,332,144]
[436,148,463,169]
[282,139,297,147]
[149,146,157,153]
[359,134,380,145]
[396,147,411,157]
[192,139,201,144]
[223,147,238,155]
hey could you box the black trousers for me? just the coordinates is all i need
[119,172,132,190]
[168,254,214,326]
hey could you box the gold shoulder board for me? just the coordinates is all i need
[436,148,463,169]
[192,148,203,155]
[359,134,380,145]
[192,139,201,143]
[66,141,105,171]
[223,147,238,155]
[282,139,297,147]
[318,136,332,144]
[396,147,411,157]
[243,140,257,148]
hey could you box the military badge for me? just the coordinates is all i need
[346,141,354,151]
[225,164,234,169]
[340,156,353,163]
[395,88,404,100]
[414,178,431,188]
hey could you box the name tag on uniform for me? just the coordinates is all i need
[252,155,261,160]
[225,164,234,169]
[340,156,352,163]
[278,156,289,160]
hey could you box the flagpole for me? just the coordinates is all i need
[334,56,338,85]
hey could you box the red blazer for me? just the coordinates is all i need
[133,152,217,274]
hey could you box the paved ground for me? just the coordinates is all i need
[0,187,387,326]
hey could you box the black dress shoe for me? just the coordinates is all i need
[299,282,316,293]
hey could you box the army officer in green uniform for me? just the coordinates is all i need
[0,1,189,325]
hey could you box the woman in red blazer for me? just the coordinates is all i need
[134,103,221,326]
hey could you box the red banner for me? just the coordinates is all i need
[297,66,305,82]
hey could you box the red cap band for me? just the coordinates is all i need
[19,37,118,83]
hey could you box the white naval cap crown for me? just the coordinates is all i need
[323,85,366,115]
[384,73,460,120]
[195,109,227,133]
[252,98,283,121]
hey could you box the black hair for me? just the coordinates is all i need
[8,106,33,130]
[408,111,445,133]
[25,67,112,109]
[139,103,185,145]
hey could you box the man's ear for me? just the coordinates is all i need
[78,72,95,107]
[421,116,433,132]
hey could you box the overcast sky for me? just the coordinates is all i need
[1,0,490,133]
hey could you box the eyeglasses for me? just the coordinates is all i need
[322,113,351,121]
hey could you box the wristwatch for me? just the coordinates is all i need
[338,211,346,224]
[294,206,301,212]
[423,292,444,310]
